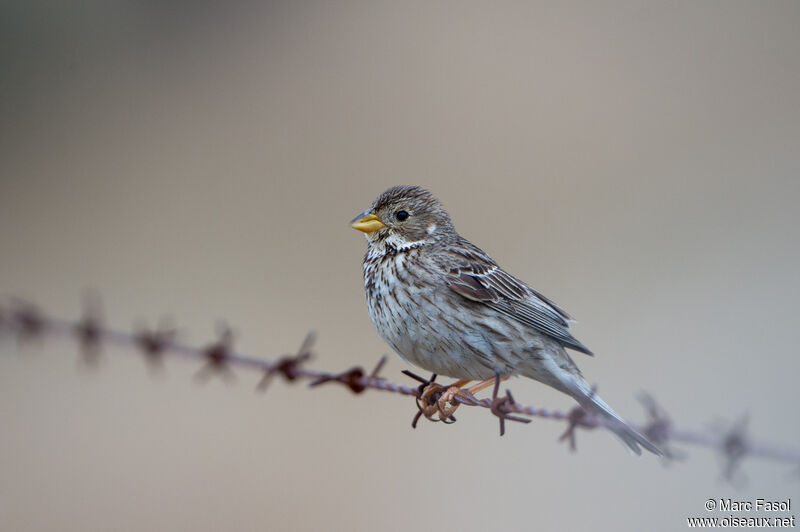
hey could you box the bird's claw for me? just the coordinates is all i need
[438,385,476,421]
[416,382,473,423]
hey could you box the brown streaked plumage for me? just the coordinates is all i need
[351,185,661,455]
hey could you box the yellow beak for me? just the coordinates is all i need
[350,212,386,233]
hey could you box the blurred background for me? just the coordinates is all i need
[1,1,798,530]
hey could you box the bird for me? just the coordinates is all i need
[350,185,661,455]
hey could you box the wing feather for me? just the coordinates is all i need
[443,240,593,355]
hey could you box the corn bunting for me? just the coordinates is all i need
[351,185,660,455]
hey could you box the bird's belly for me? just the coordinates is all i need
[367,278,520,380]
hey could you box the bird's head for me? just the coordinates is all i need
[350,186,455,250]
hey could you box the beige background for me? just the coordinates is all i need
[1,2,798,531]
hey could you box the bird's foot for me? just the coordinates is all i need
[406,372,512,427]
[436,375,513,421]
[417,379,471,423]
[435,383,476,422]
[420,376,510,422]
[416,382,448,422]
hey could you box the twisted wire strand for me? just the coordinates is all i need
[1,302,798,475]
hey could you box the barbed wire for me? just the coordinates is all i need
[1,299,798,481]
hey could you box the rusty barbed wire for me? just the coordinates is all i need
[0,300,798,481]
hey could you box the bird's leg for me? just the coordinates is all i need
[466,375,509,395]
[437,375,512,420]
[436,375,510,421]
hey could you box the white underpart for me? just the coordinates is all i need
[382,231,427,252]
[363,244,536,380]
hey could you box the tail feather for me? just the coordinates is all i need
[586,391,662,456]
[547,364,662,456]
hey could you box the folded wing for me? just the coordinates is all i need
[442,239,593,355]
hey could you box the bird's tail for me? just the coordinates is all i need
[531,360,662,456]
[570,377,664,456]
[579,384,662,456]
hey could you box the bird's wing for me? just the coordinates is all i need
[441,240,593,355]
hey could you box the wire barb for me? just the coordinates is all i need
[306,354,389,394]
[557,385,600,452]
[638,392,683,461]
[558,406,598,452]
[257,332,315,391]
[368,355,388,381]
[309,367,366,394]
[717,415,751,486]
[10,300,47,343]
[195,325,236,382]
[75,296,104,365]
[488,374,531,436]
[134,322,176,373]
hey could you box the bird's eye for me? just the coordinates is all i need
[395,210,410,221]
